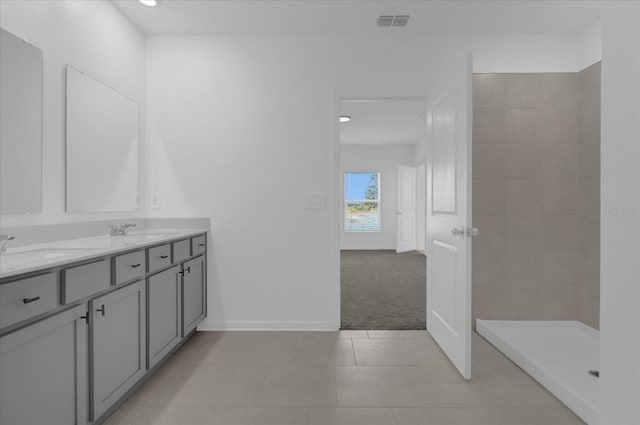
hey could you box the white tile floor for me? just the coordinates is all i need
[104,331,584,425]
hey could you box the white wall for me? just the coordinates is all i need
[146,32,588,330]
[0,0,146,227]
[339,145,414,250]
[580,21,603,70]
[599,3,640,424]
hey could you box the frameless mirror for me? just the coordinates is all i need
[66,66,139,212]
[0,28,43,214]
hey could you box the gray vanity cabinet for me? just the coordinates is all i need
[148,266,181,369]
[0,232,207,425]
[0,304,88,425]
[182,256,205,336]
[91,280,146,420]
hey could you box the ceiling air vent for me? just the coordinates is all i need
[377,15,410,27]
[392,15,410,27]
[377,15,393,27]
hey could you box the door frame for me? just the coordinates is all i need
[329,93,430,329]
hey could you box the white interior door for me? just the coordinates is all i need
[396,164,416,253]
[416,163,426,252]
[426,53,473,380]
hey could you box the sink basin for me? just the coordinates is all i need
[120,233,177,240]
[1,248,92,267]
[115,233,178,247]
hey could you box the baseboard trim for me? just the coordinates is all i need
[340,246,396,251]
[197,319,339,331]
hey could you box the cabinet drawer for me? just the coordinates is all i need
[148,244,172,273]
[114,250,146,285]
[62,260,110,304]
[0,272,58,328]
[191,235,206,256]
[172,239,190,262]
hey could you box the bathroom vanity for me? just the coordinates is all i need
[0,229,208,425]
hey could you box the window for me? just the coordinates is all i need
[344,172,380,232]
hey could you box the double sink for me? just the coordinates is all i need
[0,232,179,271]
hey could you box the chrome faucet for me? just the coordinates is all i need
[109,223,136,236]
[0,235,16,253]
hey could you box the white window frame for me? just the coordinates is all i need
[344,171,381,233]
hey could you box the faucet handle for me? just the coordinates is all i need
[0,234,15,252]
[122,223,136,235]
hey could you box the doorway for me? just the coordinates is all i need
[337,98,428,330]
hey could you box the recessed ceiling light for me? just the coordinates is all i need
[340,116,351,123]
[138,0,158,7]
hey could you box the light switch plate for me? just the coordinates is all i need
[303,192,325,209]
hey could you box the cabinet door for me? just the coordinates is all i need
[92,280,145,420]
[182,256,205,336]
[0,305,88,425]
[148,266,181,369]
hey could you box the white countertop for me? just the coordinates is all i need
[0,228,208,279]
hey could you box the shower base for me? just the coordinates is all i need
[476,320,599,425]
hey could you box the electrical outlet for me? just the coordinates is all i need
[151,192,160,209]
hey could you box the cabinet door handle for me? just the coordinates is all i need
[131,263,141,268]
[160,255,169,259]
[198,243,205,247]
[97,304,106,316]
[186,266,191,274]
[22,296,41,304]
[80,313,89,324]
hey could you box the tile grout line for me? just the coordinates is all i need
[350,337,361,366]
[390,406,400,425]
[334,364,339,409]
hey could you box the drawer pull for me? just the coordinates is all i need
[198,243,205,247]
[130,263,141,268]
[97,304,105,316]
[22,296,41,304]
[159,255,169,259]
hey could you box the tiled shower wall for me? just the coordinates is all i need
[472,64,600,328]
[577,62,601,329]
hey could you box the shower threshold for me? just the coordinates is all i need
[476,320,599,425]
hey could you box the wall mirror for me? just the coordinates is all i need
[0,28,43,214]
[66,66,139,212]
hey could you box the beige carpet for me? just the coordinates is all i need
[341,250,426,330]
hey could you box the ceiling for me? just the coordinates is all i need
[111,0,603,35]
[340,99,429,146]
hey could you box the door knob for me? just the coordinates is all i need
[451,227,465,236]
[468,227,479,237]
